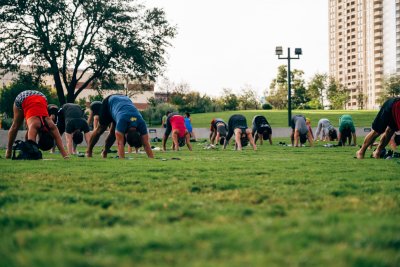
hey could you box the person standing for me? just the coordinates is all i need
[184,112,197,140]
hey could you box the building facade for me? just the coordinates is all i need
[0,67,154,110]
[329,0,400,110]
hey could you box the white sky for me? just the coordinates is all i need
[144,0,328,97]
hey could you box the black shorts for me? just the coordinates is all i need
[372,98,400,134]
[66,118,90,134]
[99,95,114,127]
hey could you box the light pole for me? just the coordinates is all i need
[275,46,302,126]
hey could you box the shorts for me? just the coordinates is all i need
[15,90,46,109]
[372,98,400,134]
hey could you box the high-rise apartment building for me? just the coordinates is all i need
[329,0,399,110]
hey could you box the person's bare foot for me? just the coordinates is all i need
[372,149,381,159]
[356,149,365,159]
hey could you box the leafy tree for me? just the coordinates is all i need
[0,0,176,104]
[327,77,349,109]
[238,85,259,110]
[307,73,327,109]
[0,72,58,118]
[291,69,309,109]
[169,82,190,107]
[220,88,239,111]
[266,65,305,109]
[378,74,400,104]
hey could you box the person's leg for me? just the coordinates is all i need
[186,132,192,151]
[356,130,380,159]
[86,123,107,157]
[102,123,116,158]
[234,129,242,150]
[171,131,179,151]
[372,127,395,158]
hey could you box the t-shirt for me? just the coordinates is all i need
[170,115,187,138]
[252,115,271,134]
[291,115,308,135]
[108,95,147,135]
[339,115,355,133]
[392,100,400,131]
[184,117,193,132]
[58,103,90,134]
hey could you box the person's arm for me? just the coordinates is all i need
[87,110,93,126]
[65,133,74,155]
[115,131,125,159]
[294,129,299,147]
[84,131,91,147]
[269,134,273,145]
[307,131,314,147]
[102,123,116,158]
[45,118,68,158]
[352,132,357,146]
[315,122,322,141]
[248,132,257,151]
[290,129,295,146]
[86,123,107,157]
[141,134,154,158]
[6,104,25,158]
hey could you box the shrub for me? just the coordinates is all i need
[262,103,273,110]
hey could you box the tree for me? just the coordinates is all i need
[266,65,305,109]
[220,88,239,111]
[379,74,400,104]
[0,0,176,104]
[0,72,58,118]
[327,77,349,109]
[291,69,308,109]
[307,73,327,109]
[238,85,259,110]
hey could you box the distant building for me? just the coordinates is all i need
[329,0,400,110]
[0,66,154,110]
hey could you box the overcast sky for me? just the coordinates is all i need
[144,0,328,97]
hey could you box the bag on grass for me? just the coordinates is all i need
[12,140,42,160]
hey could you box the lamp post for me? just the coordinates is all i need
[275,46,302,126]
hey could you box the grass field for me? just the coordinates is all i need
[0,138,399,267]
[187,110,378,128]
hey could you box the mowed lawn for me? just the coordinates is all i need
[0,139,399,267]
[189,110,378,128]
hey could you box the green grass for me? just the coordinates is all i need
[0,141,399,267]
[189,110,378,128]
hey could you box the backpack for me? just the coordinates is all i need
[12,140,43,160]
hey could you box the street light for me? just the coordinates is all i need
[275,46,302,126]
